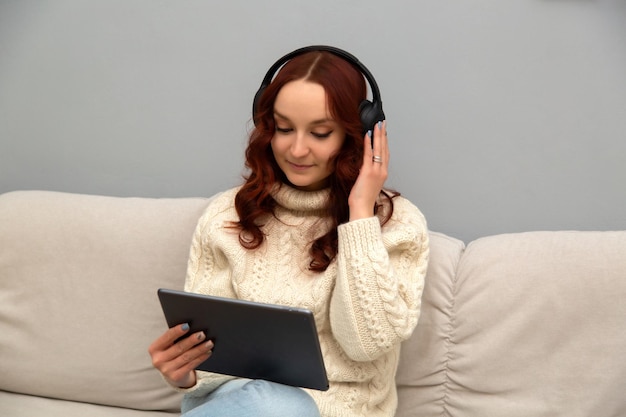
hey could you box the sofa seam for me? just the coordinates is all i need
[440,242,464,417]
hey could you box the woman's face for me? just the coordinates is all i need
[271,80,345,191]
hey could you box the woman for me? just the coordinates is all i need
[149,46,429,417]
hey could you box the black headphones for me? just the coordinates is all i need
[252,45,385,134]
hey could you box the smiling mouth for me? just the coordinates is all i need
[288,161,313,169]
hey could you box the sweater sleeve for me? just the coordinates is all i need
[330,197,429,362]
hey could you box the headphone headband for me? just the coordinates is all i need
[253,45,385,133]
[258,45,382,104]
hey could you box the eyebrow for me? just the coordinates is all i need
[273,111,332,126]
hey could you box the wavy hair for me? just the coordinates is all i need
[234,50,397,272]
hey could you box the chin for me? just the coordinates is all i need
[288,181,314,191]
[287,179,327,192]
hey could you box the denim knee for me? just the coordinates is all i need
[180,379,320,417]
[242,380,320,417]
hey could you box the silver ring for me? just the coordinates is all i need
[372,155,383,163]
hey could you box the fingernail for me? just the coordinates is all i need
[367,130,372,138]
[196,331,205,341]
[181,323,190,332]
[205,340,214,350]
[378,121,383,130]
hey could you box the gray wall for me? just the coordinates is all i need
[1,0,625,242]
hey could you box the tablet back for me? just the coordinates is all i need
[157,288,329,391]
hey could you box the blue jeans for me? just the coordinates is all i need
[181,379,321,417]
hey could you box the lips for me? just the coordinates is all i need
[288,161,314,170]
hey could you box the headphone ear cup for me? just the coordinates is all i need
[252,87,266,126]
[358,100,385,134]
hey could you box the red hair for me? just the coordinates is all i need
[234,50,396,272]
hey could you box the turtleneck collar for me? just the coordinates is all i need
[271,183,330,213]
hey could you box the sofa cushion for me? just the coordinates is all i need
[443,231,626,417]
[0,391,178,417]
[396,231,465,417]
[0,191,211,412]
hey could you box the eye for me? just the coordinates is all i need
[311,131,333,139]
[276,126,293,134]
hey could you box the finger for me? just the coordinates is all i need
[162,339,214,381]
[160,340,214,387]
[165,330,209,361]
[370,121,388,167]
[151,331,212,374]
[381,120,389,164]
[363,130,373,160]
[172,339,214,370]
[151,326,206,367]
[372,121,383,161]
[148,323,191,355]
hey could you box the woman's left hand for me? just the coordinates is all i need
[348,120,388,221]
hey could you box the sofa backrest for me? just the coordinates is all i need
[2,191,625,416]
[398,230,626,417]
[0,191,210,412]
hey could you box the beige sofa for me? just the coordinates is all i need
[1,190,625,417]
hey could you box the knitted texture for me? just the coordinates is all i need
[179,185,429,417]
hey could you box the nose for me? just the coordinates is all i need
[290,133,309,158]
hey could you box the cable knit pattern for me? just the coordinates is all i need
[176,185,429,417]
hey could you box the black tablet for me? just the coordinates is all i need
[157,288,329,391]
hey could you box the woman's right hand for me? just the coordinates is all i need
[148,323,214,389]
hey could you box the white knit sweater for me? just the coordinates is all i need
[179,184,429,417]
